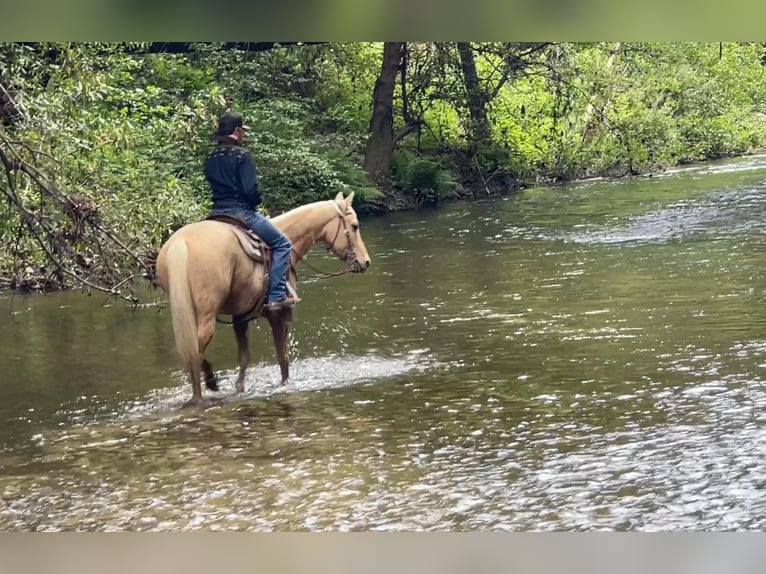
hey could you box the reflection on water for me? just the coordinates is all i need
[1,154,766,531]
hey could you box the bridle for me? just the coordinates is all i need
[292,202,357,280]
[329,201,357,264]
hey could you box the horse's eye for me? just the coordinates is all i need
[351,223,359,232]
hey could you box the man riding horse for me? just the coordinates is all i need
[204,111,298,312]
[155,112,371,403]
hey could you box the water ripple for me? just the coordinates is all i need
[2,156,766,530]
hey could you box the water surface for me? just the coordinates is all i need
[1,155,765,531]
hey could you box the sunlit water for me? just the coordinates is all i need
[1,155,766,531]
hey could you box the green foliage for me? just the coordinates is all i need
[325,152,384,214]
[393,150,459,205]
[488,42,766,182]
[409,159,441,192]
[4,41,766,288]
[239,97,381,215]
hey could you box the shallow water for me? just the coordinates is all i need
[1,155,765,530]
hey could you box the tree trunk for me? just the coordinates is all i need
[0,80,26,126]
[363,42,404,187]
[456,42,491,154]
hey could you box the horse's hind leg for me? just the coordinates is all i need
[233,320,250,393]
[202,359,218,391]
[191,313,217,402]
[268,314,290,385]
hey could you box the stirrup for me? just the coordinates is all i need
[266,296,300,311]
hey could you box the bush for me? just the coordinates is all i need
[402,158,460,205]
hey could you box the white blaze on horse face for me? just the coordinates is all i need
[345,192,371,269]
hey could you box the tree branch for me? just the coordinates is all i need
[488,42,554,100]
[14,42,326,57]
[393,121,425,144]
[0,134,147,302]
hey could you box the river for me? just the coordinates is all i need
[1,155,765,531]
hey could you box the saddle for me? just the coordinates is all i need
[206,214,266,262]
[205,214,299,317]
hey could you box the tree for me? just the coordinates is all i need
[456,42,491,155]
[362,42,428,188]
[456,42,553,158]
[363,42,405,187]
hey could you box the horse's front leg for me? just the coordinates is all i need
[233,320,250,393]
[267,313,290,385]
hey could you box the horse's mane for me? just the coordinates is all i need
[271,200,331,224]
[271,200,339,235]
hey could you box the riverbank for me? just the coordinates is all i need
[5,43,766,298]
[3,147,766,297]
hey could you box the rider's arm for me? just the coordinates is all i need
[238,152,262,210]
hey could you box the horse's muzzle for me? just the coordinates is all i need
[350,258,370,273]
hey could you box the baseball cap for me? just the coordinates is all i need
[216,111,250,136]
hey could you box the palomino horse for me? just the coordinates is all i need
[154,191,371,404]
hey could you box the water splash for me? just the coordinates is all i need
[118,351,440,420]
[44,351,442,428]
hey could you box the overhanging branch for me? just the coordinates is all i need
[0,131,151,302]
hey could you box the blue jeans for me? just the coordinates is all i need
[211,207,292,302]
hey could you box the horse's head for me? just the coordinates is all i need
[323,191,371,273]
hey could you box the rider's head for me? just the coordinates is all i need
[216,111,249,143]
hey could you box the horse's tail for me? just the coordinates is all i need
[166,239,199,377]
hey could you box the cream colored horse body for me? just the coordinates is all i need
[155,192,371,403]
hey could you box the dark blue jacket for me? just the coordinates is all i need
[204,138,262,211]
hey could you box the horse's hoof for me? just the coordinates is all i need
[181,398,204,410]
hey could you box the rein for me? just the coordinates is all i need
[297,257,353,279]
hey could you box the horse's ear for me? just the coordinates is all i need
[334,191,344,204]
[344,191,355,209]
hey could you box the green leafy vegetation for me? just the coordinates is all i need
[2,42,766,294]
